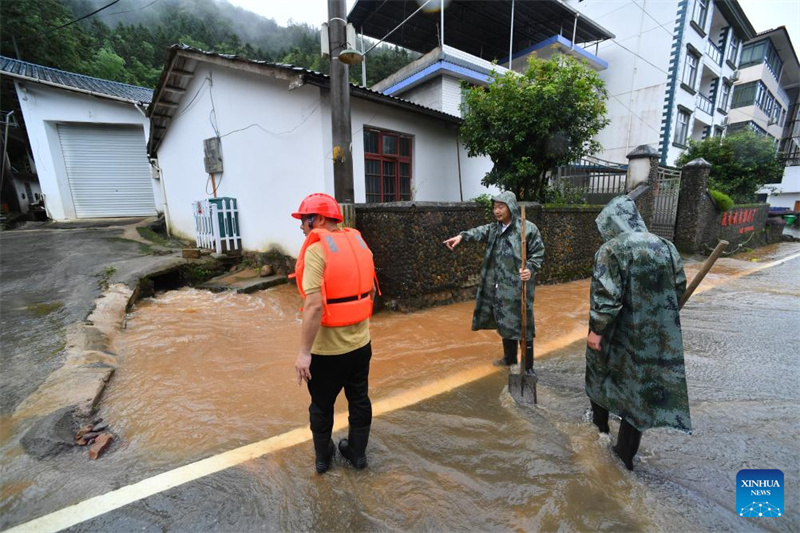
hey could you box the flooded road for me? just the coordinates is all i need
[2,243,798,532]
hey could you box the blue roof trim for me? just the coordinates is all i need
[499,35,609,69]
[383,60,494,96]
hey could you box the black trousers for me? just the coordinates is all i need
[306,342,372,435]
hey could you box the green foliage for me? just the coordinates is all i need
[708,189,734,212]
[1,0,417,89]
[544,183,587,205]
[469,193,494,218]
[460,54,609,203]
[676,131,782,204]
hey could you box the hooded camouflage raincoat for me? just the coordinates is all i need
[460,191,545,340]
[585,195,691,433]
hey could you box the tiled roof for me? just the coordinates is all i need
[148,45,461,154]
[0,56,153,104]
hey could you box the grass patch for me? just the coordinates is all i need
[26,302,64,317]
[137,226,172,247]
[96,266,117,290]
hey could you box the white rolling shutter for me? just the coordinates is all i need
[57,124,156,218]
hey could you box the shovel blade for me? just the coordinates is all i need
[508,373,538,405]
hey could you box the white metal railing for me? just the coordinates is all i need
[706,40,722,66]
[697,92,714,114]
[193,198,241,254]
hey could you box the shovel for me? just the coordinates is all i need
[509,204,538,405]
[679,239,728,309]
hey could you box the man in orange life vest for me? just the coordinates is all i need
[292,193,377,474]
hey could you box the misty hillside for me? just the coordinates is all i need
[0,0,417,89]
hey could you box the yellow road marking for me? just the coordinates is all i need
[6,251,799,533]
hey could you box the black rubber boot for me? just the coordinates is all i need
[590,401,610,434]
[312,432,335,474]
[524,340,535,376]
[612,419,642,471]
[494,338,518,366]
[338,425,370,470]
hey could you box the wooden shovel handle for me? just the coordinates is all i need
[678,240,728,310]
[520,204,527,373]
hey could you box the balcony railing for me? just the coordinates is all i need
[706,40,723,66]
[697,92,714,115]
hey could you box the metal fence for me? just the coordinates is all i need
[651,167,682,241]
[554,156,628,203]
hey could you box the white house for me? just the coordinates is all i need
[0,56,159,220]
[148,45,495,256]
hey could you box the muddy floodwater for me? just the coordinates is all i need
[2,244,798,531]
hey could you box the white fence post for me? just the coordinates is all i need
[193,198,241,254]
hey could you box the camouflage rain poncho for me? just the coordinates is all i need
[585,195,691,433]
[460,191,545,341]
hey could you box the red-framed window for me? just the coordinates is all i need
[363,128,412,203]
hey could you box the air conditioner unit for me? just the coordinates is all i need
[722,116,729,126]
[730,70,740,81]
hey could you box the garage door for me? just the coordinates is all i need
[57,124,156,218]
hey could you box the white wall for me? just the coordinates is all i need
[762,165,800,209]
[13,81,154,220]
[156,64,327,255]
[565,0,677,163]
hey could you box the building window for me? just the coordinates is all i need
[363,128,413,203]
[674,110,691,146]
[719,80,731,110]
[683,50,700,90]
[727,34,740,65]
[714,126,724,138]
[740,39,783,80]
[691,0,708,29]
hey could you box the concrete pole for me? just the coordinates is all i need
[328,0,355,203]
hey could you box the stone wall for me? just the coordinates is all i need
[713,203,776,253]
[355,202,603,311]
[531,205,604,283]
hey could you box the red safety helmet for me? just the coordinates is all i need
[291,193,343,222]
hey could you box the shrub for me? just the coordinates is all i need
[708,189,734,212]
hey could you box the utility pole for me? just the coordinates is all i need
[328,0,355,203]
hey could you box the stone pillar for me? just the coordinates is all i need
[674,157,716,253]
[626,145,660,228]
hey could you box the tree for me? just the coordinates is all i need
[675,131,782,204]
[460,54,609,202]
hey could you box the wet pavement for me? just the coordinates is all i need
[0,220,181,415]
[1,243,798,532]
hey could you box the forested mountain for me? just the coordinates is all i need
[0,0,418,89]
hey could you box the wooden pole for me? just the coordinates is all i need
[679,240,728,309]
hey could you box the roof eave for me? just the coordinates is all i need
[716,0,756,40]
[0,70,149,106]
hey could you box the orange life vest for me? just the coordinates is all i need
[294,228,376,327]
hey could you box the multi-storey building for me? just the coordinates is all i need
[730,27,799,150]
[563,0,755,165]
[741,27,800,211]
[353,0,755,168]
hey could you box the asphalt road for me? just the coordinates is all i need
[0,221,176,414]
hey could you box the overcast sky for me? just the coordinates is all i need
[228,0,799,54]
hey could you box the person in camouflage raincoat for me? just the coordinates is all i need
[585,195,691,470]
[443,191,545,372]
